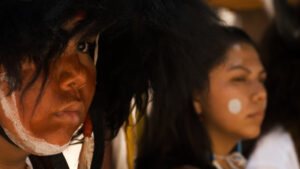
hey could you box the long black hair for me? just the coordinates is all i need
[0,0,116,92]
[90,0,200,168]
[132,4,258,168]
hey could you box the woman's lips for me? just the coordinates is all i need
[247,111,264,120]
[55,111,81,125]
[55,103,84,125]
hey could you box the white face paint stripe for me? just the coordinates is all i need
[228,98,242,115]
[0,74,69,155]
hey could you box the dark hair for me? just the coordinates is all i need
[0,0,114,94]
[132,4,258,168]
[0,1,120,169]
[89,0,201,167]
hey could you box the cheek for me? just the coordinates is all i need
[79,53,94,68]
[204,86,248,128]
[83,68,96,103]
[19,86,46,129]
[209,82,248,115]
[205,88,261,139]
[228,98,242,115]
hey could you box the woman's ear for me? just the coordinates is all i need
[193,100,202,115]
[193,93,203,115]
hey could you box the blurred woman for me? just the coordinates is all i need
[134,8,267,168]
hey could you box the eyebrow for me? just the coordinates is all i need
[227,65,266,75]
[227,65,251,73]
[259,70,267,75]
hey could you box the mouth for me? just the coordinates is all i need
[55,103,84,125]
[247,111,265,121]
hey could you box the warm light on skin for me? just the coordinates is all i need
[0,34,96,155]
[194,42,267,157]
[0,82,69,155]
[0,16,97,156]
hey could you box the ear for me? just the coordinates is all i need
[193,100,202,115]
[193,94,203,115]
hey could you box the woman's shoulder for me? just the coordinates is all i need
[246,126,299,169]
[257,126,294,149]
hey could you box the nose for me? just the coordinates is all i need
[59,55,88,91]
[251,81,267,103]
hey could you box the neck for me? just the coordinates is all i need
[0,135,29,169]
[206,125,240,156]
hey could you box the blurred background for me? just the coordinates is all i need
[206,0,299,42]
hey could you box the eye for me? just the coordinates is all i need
[77,41,96,60]
[258,72,267,84]
[77,42,88,53]
[232,76,247,82]
[259,76,267,84]
[77,42,94,53]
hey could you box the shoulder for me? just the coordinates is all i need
[256,126,293,146]
[255,126,294,151]
[246,126,299,169]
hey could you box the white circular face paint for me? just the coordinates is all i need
[0,73,70,155]
[228,98,242,115]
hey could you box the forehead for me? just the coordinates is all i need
[223,43,262,68]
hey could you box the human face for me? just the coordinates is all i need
[198,43,267,141]
[0,29,97,155]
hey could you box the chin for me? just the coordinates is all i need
[242,127,261,139]
[45,123,82,144]
[43,132,75,146]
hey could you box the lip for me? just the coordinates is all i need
[55,103,84,125]
[247,111,265,120]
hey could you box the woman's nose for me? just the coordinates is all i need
[59,55,88,91]
[251,81,267,103]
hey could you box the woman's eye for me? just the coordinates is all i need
[232,77,247,82]
[77,42,89,53]
[77,41,96,60]
[259,73,267,84]
[259,77,266,84]
[77,42,95,54]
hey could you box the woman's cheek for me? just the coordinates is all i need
[228,98,242,115]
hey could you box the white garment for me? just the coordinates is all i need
[26,157,33,169]
[63,142,82,169]
[111,127,129,169]
[246,126,300,169]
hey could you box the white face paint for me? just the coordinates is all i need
[228,98,242,115]
[0,73,69,155]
